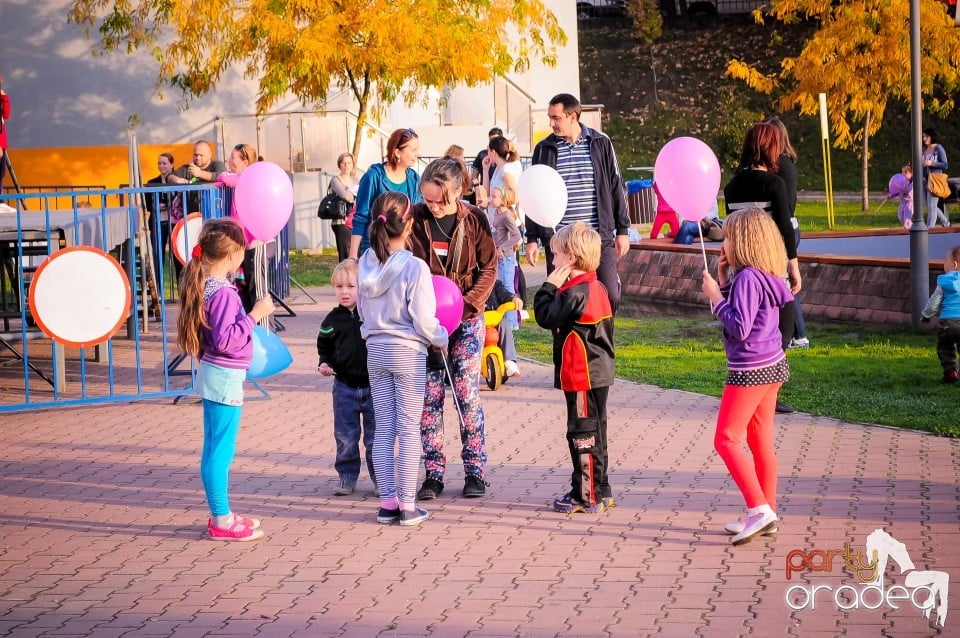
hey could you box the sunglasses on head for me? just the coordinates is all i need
[234,144,249,161]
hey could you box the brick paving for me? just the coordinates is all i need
[1,270,958,637]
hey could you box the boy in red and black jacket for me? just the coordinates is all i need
[533,223,615,514]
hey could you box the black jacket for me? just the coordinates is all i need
[534,271,615,391]
[723,169,796,259]
[316,305,370,389]
[527,124,630,246]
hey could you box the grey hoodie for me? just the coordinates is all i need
[358,248,448,354]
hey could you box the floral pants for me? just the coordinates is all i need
[421,315,487,480]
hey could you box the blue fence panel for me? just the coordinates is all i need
[0,185,226,413]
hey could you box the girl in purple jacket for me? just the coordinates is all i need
[178,218,275,541]
[701,208,794,546]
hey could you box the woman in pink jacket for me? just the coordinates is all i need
[216,144,267,324]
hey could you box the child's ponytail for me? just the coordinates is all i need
[368,192,412,264]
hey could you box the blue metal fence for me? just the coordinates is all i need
[0,183,289,413]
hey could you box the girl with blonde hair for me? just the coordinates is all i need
[701,208,794,546]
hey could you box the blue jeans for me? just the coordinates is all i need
[332,378,376,484]
[792,228,807,339]
[497,255,518,330]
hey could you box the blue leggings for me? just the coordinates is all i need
[201,399,242,517]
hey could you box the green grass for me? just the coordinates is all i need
[515,316,959,437]
[288,251,340,287]
[793,201,898,232]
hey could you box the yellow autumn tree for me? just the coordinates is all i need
[727,0,960,208]
[67,0,566,159]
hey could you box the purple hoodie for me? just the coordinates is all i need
[200,278,255,369]
[713,266,794,372]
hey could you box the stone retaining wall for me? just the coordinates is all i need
[619,241,941,325]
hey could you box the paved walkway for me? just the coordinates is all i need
[1,268,958,637]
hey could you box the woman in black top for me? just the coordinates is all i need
[765,116,809,349]
[723,122,801,413]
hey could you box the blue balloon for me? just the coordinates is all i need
[248,325,293,379]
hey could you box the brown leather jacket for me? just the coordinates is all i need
[407,200,498,321]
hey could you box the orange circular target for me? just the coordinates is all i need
[170,212,205,266]
[28,246,132,348]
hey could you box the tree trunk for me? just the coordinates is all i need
[861,112,870,211]
[348,71,372,163]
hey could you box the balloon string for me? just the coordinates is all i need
[697,223,709,272]
[697,223,712,310]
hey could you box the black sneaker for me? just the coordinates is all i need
[376,507,401,524]
[463,474,488,498]
[775,401,796,414]
[417,477,444,500]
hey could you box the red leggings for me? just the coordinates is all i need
[714,383,781,511]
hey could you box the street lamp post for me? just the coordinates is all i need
[909,0,929,330]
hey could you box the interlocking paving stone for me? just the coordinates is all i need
[1,269,958,637]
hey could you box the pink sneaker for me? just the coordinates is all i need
[233,515,261,530]
[207,518,264,542]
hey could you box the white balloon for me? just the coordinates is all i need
[517,165,568,228]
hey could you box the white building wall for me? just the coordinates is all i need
[1,0,578,157]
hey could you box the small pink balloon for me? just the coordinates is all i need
[888,173,909,197]
[432,275,464,334]
[654,137,721,222]
[234,162,294,241]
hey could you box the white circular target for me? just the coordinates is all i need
[170,213,205,265]
[28,246,132,348]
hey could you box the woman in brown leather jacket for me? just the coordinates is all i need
[406,159,498,501]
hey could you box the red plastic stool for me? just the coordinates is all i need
[650,184,680,239]
[650,210,680,239]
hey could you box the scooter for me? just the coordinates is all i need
[480,301,521,391]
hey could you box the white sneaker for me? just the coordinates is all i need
[731,510,778,546]
[788,337,810,349]
[724,517,779,536]
[505,360,520,377]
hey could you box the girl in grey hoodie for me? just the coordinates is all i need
[358,192,448,526]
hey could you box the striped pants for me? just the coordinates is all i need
[367,342,427,509]
[240,243,269,328]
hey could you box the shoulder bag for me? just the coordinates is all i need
[317,181,350,220]
[928,172,950,199]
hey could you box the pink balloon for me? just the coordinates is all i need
[888,173,909,197]
[234,162,294,241]
[432,275,464,334]
[654,137,721,222]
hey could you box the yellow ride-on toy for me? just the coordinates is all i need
[480,301,520,391]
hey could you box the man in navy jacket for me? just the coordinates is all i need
[525,93,631,312]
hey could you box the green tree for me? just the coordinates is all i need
[68,0,566,159]
[727,0,960,209]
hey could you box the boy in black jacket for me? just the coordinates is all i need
[317,259,376,496]
[534,223,615,514]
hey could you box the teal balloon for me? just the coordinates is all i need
[248,325,292,379]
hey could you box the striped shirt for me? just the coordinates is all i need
[555,135,599,231]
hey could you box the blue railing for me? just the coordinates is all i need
[0,183,289,413]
